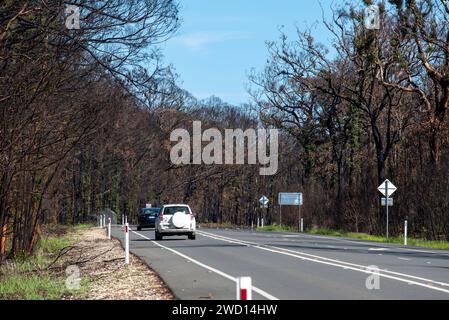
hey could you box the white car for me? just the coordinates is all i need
[155,204,196,240]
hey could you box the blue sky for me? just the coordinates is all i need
[162,0,334,105]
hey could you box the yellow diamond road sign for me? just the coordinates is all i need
[378,179,397,197]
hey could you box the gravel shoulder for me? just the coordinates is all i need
[64,227,174,300]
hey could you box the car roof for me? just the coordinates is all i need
[162,204,190,208]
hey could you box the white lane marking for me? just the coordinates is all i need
[369,248,389,251]
[214,229,449,264]
[130,230,279,301]
[298,234,449,256]
[227,229,449,256]
[197,230,449,294]
[398,258,411,261]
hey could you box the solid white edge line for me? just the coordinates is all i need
[197,230,449,295]
[250,229,449,256]
[199,230,449,287]
[130,230,279,301]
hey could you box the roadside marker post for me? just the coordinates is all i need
[122,214,124,227]
[404,220,408,246]
[108,218,111,240]
[125,223,129,265]
[300,218,304,233]
[99,215,103,228]
[236,277,252,300]
[103,215,106,229]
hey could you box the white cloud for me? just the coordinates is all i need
[173,31,249,51]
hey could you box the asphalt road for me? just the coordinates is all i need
[111,226,449,300]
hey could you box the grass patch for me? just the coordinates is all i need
[37,236,72,255]
[200,223,297,232]
[199,222,235,229]
[0,224,91,300]
[257,225,297,232]
[0,274,68,300]
[309,228,449,250]
[71,223,95,233]
[308,228,343,237]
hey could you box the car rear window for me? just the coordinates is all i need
[141,208,160,216]
[163,206,190,215]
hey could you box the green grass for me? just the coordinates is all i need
[201,223,449,250]
[37,236,72,255]
[256,226,449,250]
[0,275,69,300]
[0,224,90,300]
[308,228,344,237]
[199,222,235,229]
[309,228,449,250]
[257,224,297,232]
[200,223,298,232]
[42,223,95,235]
[71,223,95,233]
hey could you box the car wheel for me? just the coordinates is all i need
[188,233,196,240]
[155,231,162,240]
[137,227,142,231]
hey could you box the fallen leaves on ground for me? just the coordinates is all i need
[63,227,174,300]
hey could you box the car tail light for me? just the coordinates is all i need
[190,213,193,220]
[160,213,164,221]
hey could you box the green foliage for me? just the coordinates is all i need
[309,229,449,250]
[257,224,297,232]
[309,228,344,237]
[0,275,68,300]
[0,225,89,300]
[199,222,235,229]
[36,237,72,255]
[71,223,95,233]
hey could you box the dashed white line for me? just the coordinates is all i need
[244,230,449,256]
[197,230,449,294]
[130,229,279,300]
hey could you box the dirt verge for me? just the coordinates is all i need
[63,227,174,300]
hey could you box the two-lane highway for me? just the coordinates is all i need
[111,227,449,300]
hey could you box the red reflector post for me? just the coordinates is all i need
[236,277,252,300]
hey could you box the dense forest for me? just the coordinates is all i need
[1,0,449,259]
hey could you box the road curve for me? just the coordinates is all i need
[111,227,449,300]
